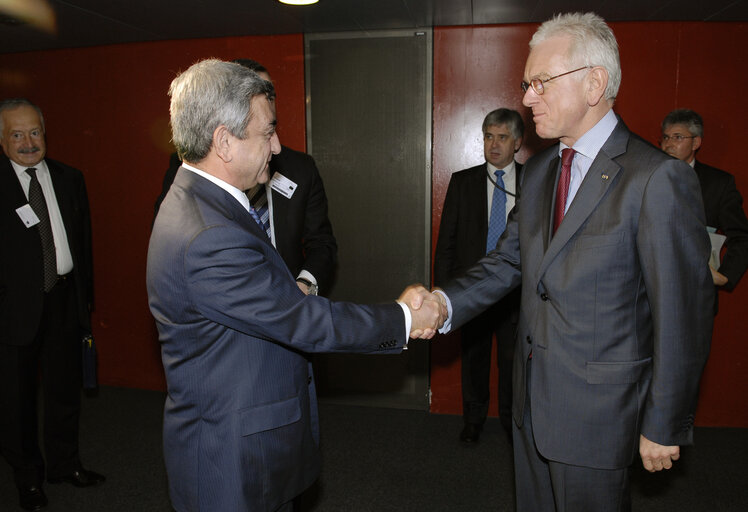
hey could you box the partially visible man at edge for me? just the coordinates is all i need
[660,108,748,306]
[147,59,445,512]
[0,98,103,512]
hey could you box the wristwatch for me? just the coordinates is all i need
[296,277,318,296]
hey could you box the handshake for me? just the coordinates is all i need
[398,285,448,339]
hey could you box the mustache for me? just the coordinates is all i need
[18,147,41,154]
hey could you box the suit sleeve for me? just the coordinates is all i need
[715,174,748,289]
[442,194,522,331]
[637,159,713,446]
[298,155,338,292]
[184,222,403,354]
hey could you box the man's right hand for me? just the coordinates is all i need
[398,284,447,339]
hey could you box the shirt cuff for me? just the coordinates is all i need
[433,290,453,333]
[396,301,411,349]
[296,270,317,286]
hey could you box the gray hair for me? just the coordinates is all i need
[530,12,621,101]
[662,109,704,138]
[482,108,524,139]
[168,59,275,163]
[0,98,45,135]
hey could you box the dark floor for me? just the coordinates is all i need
[1,386,746,511]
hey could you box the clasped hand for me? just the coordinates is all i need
[398,284,447,339]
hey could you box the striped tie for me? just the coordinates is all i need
[248,186,271,239]
[486,170,507,253]
[26,167,57,291]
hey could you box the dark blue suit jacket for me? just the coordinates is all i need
[147,169,404,512]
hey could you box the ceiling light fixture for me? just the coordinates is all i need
[278,0,318,5]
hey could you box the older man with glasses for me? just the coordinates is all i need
[406,12,714,511]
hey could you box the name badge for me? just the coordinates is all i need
[270,172,297,199]
[16,204,40,227]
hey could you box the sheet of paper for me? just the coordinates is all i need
[708,231,726,270]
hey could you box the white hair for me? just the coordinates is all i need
[530,12,621,101]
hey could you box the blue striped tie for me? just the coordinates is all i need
[248,186,271,239]
[486,170,506,253]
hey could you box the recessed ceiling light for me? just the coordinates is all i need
[278,0,319,5]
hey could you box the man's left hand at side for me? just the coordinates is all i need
[709,266,728,286]
[639,434,680,472]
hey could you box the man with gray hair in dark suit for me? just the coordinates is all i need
[661,108,748,300]
[148,59,444,512]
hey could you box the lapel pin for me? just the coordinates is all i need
[601,173,609,180]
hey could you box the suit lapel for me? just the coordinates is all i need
[540,156,559,251]
[537,121,629,279]
[0,157,29,209]
[475,164,489,237]
[47,160,74,228]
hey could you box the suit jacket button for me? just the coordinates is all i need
[308,376,312,384]
[526,336,531,344]
[540,293,549,301]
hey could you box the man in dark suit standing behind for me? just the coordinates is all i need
[148,59,443,512]
[661,108,748,296]
[0,99,103,511]
[434,108,523,443]
[407,12,713,511]
[154,59,337,296]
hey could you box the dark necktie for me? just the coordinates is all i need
[553,148,576,234]
[248,186,271,239]
[248,205,264,231]
[26,167,57,291]
[486,169,507,253]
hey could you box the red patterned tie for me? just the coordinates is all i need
[553,148,576,234]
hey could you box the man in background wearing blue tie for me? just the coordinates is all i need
[434,108,524,443]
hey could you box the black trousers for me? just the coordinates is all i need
[0,276,82,487]
[460,291,519,432]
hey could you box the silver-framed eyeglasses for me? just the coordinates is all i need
[521,66,591,95]
[660,134,696,143]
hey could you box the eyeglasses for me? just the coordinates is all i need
[660,134,696,143]
[521,66,591,95]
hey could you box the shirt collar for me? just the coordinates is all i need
[559,108,618,160]
[487,159,516,177]
[11,158,48,179]
[181,162,250,212]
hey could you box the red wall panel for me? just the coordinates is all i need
[2,21,746,426]
[431,22,748,426]
[0,34,306,390]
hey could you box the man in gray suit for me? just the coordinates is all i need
[408,12,713,511]
[147,59,443,512]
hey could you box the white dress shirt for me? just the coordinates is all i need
[12,159,74,275]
